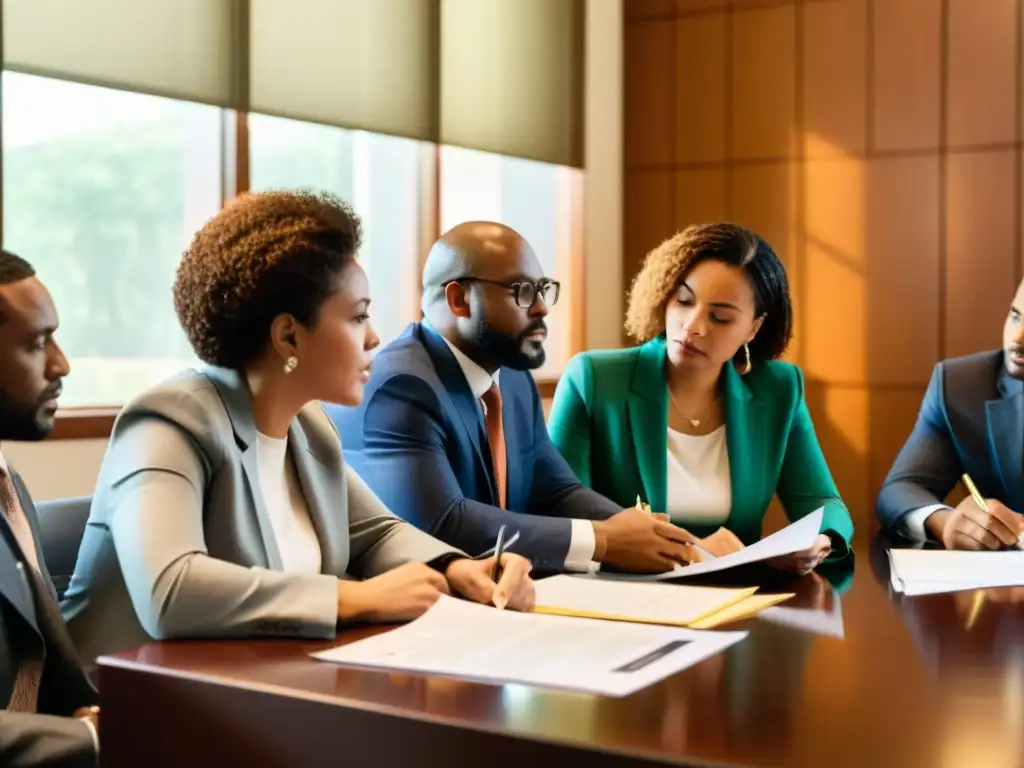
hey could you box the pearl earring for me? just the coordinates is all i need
[284,356,298,374]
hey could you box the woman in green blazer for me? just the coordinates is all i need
[549,223,853,571]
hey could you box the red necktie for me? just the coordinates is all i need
[481,384,507,509]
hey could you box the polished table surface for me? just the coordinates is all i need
[98,540,1024,768]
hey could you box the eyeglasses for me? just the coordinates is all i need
[448,277,561,309]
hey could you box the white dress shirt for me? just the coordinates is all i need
[439,336,597,570]
[255,432,323,574]
[666,426,731,526]
[900,504,950,543]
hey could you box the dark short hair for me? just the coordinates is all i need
[0,250,36,285]
[173,190,362,369]
[625,222,793,364]
[0,250,38,325]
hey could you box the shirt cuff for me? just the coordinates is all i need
[565,519,600,572]
[901,504,950,543]
[427,552,468,573]
[79,717,99,757]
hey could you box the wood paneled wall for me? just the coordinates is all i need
[623,0,1022,537]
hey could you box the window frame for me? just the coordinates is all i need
[16,111,578,440]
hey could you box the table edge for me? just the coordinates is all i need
[97,654,747,768]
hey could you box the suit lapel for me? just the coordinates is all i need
[289,410,347,575]
[722,362,767,537]
[499,376,521,510]
[239,446,283,570]
[12,472,57,602]
[627,339,669,513]
[0,521,39,637]
[986,370,1024,508]
[417,324,498,505]
[203,366,281,570]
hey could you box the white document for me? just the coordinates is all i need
[888,549,1024,596]
[597,507,824,582]
[533,574,754,626]
[313,595,747,697]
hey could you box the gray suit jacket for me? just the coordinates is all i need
[61,367,460,667]
[1,470,97,768]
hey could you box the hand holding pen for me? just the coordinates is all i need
[930,473,1024,551]
[590,501,701,573]
[633,496,720,561]
[450,525,535,611]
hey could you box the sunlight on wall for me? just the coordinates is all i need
[802,134,867,391]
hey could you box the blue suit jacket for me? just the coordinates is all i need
[877,350,1024,533]
[326,323,621,570]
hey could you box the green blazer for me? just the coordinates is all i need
[548,337,853,561]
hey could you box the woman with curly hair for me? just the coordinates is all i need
[62,190,534,666]
[548,222,853,573]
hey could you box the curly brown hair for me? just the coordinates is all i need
[173,189,362,369]
[625,222,793,364]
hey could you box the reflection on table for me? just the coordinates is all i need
[870,536,1024,768]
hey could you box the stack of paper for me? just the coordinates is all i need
[596,507,824,582]
[533,575,793,629]
[888,548,1024,596]
[313,595,747,697]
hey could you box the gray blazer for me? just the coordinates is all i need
[61,367,459,666]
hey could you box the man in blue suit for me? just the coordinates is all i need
[327,222,696,573]
[878,280,1024,549]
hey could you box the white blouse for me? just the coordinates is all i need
[255,432,323,574]
[665,426,732,526]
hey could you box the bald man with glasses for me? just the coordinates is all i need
[327,222,696,576]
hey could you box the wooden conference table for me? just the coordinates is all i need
[97,539,1024,768]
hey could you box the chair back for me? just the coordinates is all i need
[36,495,91,600]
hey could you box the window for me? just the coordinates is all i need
[440,146,581,376]
[1,72,224,407]
[249,114,430,348]
[0,75,582,413]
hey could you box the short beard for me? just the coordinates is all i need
[473,318,546,371]
[0,392,53,442]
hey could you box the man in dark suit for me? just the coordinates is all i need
[328,222,696,573]
[877,279,1024,550]
[0,250,98,767]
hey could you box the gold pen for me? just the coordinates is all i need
[962,473,989,512]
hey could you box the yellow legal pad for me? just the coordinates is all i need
[532,575,793,629]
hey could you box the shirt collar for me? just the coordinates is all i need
[438,335,500,400]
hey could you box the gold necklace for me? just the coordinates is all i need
[667,387,719,428]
